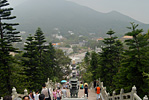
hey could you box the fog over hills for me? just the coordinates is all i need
[12,0,149,37]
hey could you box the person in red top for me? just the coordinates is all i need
[96,84,101,100]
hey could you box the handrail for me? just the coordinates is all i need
[101,93,105,100]
[134,93,142,100]
[0,78,54,100]
[97,78,148,100]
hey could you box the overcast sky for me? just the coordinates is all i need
[8,0,149,24]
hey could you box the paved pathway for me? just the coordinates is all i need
[78,89,97,100]
[66,89,97,100]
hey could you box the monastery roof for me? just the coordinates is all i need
[122,36,133,39]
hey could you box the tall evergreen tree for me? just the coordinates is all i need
[0,0,21,96]
[33,28,47,87]
[42,43,56,81]
[23,34,37,90]
[115,23,149,97]
[23,28,47,90]
[34,27,46,64]
[99,29,120,93]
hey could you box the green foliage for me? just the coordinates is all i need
[54,49,71,81]
[11,53,29,93]
[22,28,71,90]
[82,71,93,83]
[90,51,100,80]
[0,0,21,96]
[84,51,90,65]
[114,23,149,97]
[42,43,57,81]
[23,28,47,90]
[98,29,122,93]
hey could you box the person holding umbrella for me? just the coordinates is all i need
[61,80,67,89]
[61,80,67,83]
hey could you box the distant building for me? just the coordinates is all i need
[120,35,133,42]
[52,34,64,40]
[69,52,86,64]
[52,43,61,47]
[97,37,104,41]
[68,31,74,35]
[122,36,133,39]
[10,52,16,56]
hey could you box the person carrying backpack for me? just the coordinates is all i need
[41,84,51,100]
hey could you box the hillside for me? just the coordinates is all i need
[12,0,149,37]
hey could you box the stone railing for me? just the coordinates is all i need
[88,81,94,90]
[45,78,55,99]
[0,78,54,100]
[98,78,148,100]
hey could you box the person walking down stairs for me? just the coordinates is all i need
[96,84,101,100]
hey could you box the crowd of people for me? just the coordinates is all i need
[3,83,67,100]
[25,83,68,100]
[3,81,101,100]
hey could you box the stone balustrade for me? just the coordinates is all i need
[0,78,54,100]
[45,78,55,99]
[0,97,3,100]
[98,78,148,100]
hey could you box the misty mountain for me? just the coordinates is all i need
[12,0,149,37]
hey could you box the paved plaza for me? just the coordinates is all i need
[66,89,97,100]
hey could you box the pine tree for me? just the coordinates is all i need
[23,34,37,90]
[0,0,21,95]
[33,28,47,87]
[99,29,120,93]
[34,27,46,64]
[23,28,47,90]
[116,23,149,97]
[42,43,56,81]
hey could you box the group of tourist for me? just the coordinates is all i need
[3,83,67,100]
[3,81,101,100]
[23,83,67,100]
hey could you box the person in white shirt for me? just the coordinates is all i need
[56,90,61,100]
[34,90,40,100]
[61,87,67,98]
[57,83,60,89]
[29,91,34,100]
[41,84,51,100]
